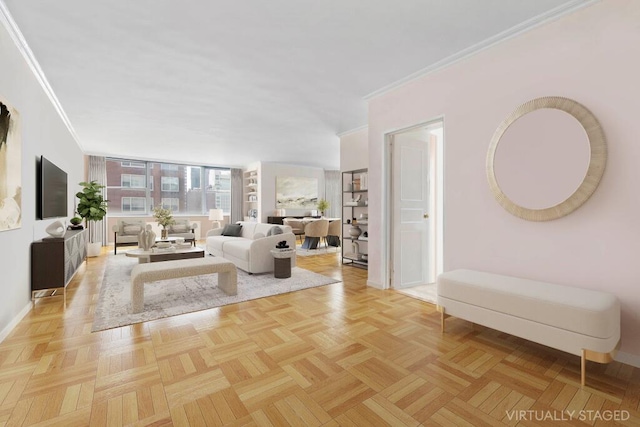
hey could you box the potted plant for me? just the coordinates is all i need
[76,180,108,257]
[153,206,175,239]
[68,216,83,230]
[317,199,330,217]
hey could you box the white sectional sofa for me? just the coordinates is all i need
[206,221,296,274]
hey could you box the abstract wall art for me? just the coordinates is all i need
[276,176,318,209]
[0,97,21,231]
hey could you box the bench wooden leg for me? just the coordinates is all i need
[437,305,446,333]
[581,349,586,387]
[218,270,238,296]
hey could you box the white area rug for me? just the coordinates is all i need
[295,246,340,257]
[92,254,340,332]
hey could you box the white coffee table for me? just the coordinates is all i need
[125,247,205,263]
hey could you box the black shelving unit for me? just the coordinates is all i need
[341,168,368,268]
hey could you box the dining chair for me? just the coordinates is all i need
[303,219,329,250]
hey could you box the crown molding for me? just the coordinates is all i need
[0,1,83,150]
[364,0,600,101]
[337,124,368,138]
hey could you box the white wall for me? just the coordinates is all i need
[258,162,325,222]
[0,21,84,340]
[366,1,640,363]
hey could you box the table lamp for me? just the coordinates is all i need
[209,209,224,229]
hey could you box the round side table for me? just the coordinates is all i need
[271,248,295,278]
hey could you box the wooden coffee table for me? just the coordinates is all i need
[125,247,205,263]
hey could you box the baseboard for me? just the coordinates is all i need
[615,351,640,369]
[0,302,32,344]
[367,280,384,289]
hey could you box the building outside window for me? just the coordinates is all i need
[122,197,146,212]
[161,198,180,212]
[120,161,145,168]
[216,193,231,213]
[161,176,179,192]
[106,158,232,216]
[121,174,146,189]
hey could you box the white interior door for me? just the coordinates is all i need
[392,132,430,288]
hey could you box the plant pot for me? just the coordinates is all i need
[87,242,102,257]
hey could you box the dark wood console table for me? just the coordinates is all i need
[267,215,320,225]
[31,229,87,299]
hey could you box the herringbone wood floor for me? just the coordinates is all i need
[1,246,639,426]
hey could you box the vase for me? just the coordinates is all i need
[161,228,168,240]
[348,225,362,238]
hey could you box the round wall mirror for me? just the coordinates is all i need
[487,97,606,221]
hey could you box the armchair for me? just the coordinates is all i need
[112,219,146,254]
[166,218,198,246]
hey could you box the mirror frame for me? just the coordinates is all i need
[487,96,606,221]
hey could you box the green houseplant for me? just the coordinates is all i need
[76,180,108,256]
[68,215,83,230]
[153,206,175,239]
[317,199,330,217]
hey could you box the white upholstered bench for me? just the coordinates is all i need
[436,269,620,387]
[131,257,237,313]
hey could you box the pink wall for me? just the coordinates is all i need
[340,128,369,172]
[366,1,640,362]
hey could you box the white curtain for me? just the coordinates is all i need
[88,156,108,245]
[324,170,341,218]
[231,168,243,224]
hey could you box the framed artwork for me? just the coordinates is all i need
[276,176,318,209]
[0,97,21,231]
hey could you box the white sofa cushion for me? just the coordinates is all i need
[223,240,253,261]
[208,236,238,252]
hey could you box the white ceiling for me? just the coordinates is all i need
[3,0,590,169]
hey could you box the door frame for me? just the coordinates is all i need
[382,117,445,290]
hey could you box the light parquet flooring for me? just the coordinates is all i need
[1,245,639,426]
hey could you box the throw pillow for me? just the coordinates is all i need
[252,232,265,240]
[171,224,188,233]
[221,224,243,237]
[266,226,283,236]
[122,224,142,235]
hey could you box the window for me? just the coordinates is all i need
[106,157,231,216]
[216,193,231,213]
[121,161,145,168]
[121,174,146,189]
[122,197,146,212]
[161,177,179,192]
[161,198,180,212]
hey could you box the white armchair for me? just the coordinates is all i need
[167,218,198,246]
[112,219,146,254]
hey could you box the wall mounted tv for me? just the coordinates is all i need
[37,156,68,219]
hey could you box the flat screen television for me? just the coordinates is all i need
[37,156,68,219]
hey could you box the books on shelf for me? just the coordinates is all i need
[350,172,368,191]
